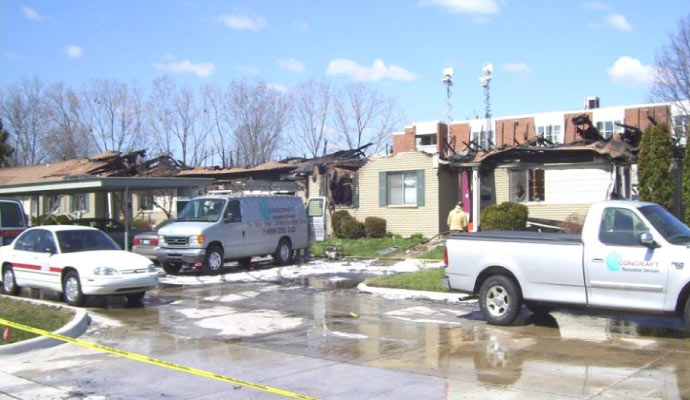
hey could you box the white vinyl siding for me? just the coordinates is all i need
[545,164,612,204]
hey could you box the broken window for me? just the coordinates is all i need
[328,168,355,207]
[510,168,545,202]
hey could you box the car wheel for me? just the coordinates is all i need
[161,262,182,275]
[62,270,87,307]
[238,257,252,268]
[2,265,20,296]
[273,238,292,266]
[203,245,224,275]
[479,275,522,326]
[126,291,146,304]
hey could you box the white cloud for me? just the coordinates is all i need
[326,59,418,82]
[217,14,267,31]
[607,56,654,87]
[421,0,499,15]
[277,58,305,74]
[606,13,633,32]
[583,1,610,11]
[237,65,261,75]
[65,45,83,59]
[502,62,532,74]
[22,6,42,21]
[264,83,287,93]
[153,59,216,77]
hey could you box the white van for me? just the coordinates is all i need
[0,199,27,245]
[156,195,309,274]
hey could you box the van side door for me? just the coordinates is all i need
[584,207,669,311]
[222,200,248,258]
[306,197,327,242]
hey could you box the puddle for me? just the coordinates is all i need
[281,275,364,289]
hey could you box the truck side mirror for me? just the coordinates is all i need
[223,213,233,223]
[640,232,657,248]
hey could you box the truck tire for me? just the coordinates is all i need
[684,296,690,331]
[479,275,522,326]
[161,262,181,275]
[274,238,292,265]
[203,245,224,275]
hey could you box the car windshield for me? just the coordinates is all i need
[639,204,690,244]
[56,229,121,253]
[176,199,226,222]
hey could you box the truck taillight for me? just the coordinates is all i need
[443,247,448,267]
[150,237,159,246]
[133,238,141,246]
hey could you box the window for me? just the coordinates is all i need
[674,115,690,139]
[599,208,649,246]
[14,230,40,252]
[44,195,62,214]
[472,130,494,150]
[70,194,90,213]
[537,125,562,144]
[388,172,418,205]
[138,194,154,211]
[36,230,57,253]
[596,120,623,139]
[416,134,437,146]
[224,200,242,223]
[510,169,545,202]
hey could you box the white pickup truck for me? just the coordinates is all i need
[443,200,690,330]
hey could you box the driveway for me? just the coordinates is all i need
[2,259,690,399]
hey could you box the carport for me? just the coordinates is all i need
[0,176,213,250]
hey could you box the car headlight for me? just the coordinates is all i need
[147,264,157,273]
[94,267,120,276]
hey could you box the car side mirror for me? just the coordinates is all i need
[45,247,57,255]
[640,232,657,248]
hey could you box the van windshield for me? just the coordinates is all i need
[177,199,226,222]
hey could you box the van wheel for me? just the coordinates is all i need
[162,262,181,275]
[2,265,20,296]
[63,271,87,307]
[203,245,224,275]
[479,275,522,326]
[274,238,292,265]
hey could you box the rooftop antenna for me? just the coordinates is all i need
[479,63,493,149]
[442,67,454,156]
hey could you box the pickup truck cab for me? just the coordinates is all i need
[443,200,690,330]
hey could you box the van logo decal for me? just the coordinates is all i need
[258,199,273,220]
[606,252,621,272]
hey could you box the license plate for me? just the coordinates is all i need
[142,239,150,245]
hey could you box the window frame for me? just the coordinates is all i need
[595,120,623,139]
[387,171,418,206]
[537,124,563,144]
[509,168,545,203]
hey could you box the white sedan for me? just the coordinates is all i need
[0,225,159,306]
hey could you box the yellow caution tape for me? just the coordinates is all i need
[0,318,321,400]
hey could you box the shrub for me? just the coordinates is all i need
[130,219,152,229]
[480,202,528,231]
[365,217,386,238]
[340,217,365,239]
[638,123,674,211]
[331,210,352,238]
[32,214,72,226]
[410,233,425,240]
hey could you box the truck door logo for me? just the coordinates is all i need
[606,252,621,272]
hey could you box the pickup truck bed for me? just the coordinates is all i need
[449,231,581,244]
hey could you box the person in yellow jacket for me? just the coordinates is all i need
[447,200,468,232]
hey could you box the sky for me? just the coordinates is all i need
[2,0,689,127]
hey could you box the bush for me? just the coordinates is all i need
[480,202,528,231]
[130,219,152,229]
[638,123,674,211]
[410,233,425,240]
[364,217,386,238]
[331,210,352,238]
[340,217,365,239]
[32,214,72,226]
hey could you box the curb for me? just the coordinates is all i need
[357,282,473,303]
[0,296,90,355]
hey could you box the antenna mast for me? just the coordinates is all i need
[480,63,493,149]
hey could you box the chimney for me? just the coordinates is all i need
[584,96,600,110]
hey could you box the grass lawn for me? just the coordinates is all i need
[0,297,73,345]
[418,247,444,260]
[364,268,448,293]
[311,236,426,258]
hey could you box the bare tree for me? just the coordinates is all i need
[45,82,93,160]
[651,14,690,120]
[202,84,235,168]
[149,77,210,167]
[332,82,403,154]
[80,79,146,153]
[228,81,290,167]
[290,78,332,158]
[0,77,50,165]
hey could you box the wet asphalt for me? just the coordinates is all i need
[2,269,690,399]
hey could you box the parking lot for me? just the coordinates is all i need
[3,260,690,400]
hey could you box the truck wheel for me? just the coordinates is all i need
[479,275,522,326]
[63,271,87,307]
[203,245,224,275]
[683,296,690,331]
[274,238,292,265]
[162,262,181,275]
[2,265,20,296]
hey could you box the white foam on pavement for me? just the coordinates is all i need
[195,309,303,337]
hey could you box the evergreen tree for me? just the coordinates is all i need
[0,121,14,167]
[638,123,674,211]
[683,139,690,224]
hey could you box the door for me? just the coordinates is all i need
[222,200,248,258]
[584,207,669,311]
[9,229,45,287]
[306,197,326,242]
[34,229,59,289]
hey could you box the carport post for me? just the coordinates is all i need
[124,186,131,251]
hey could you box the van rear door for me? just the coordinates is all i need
[306,197,326,242]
